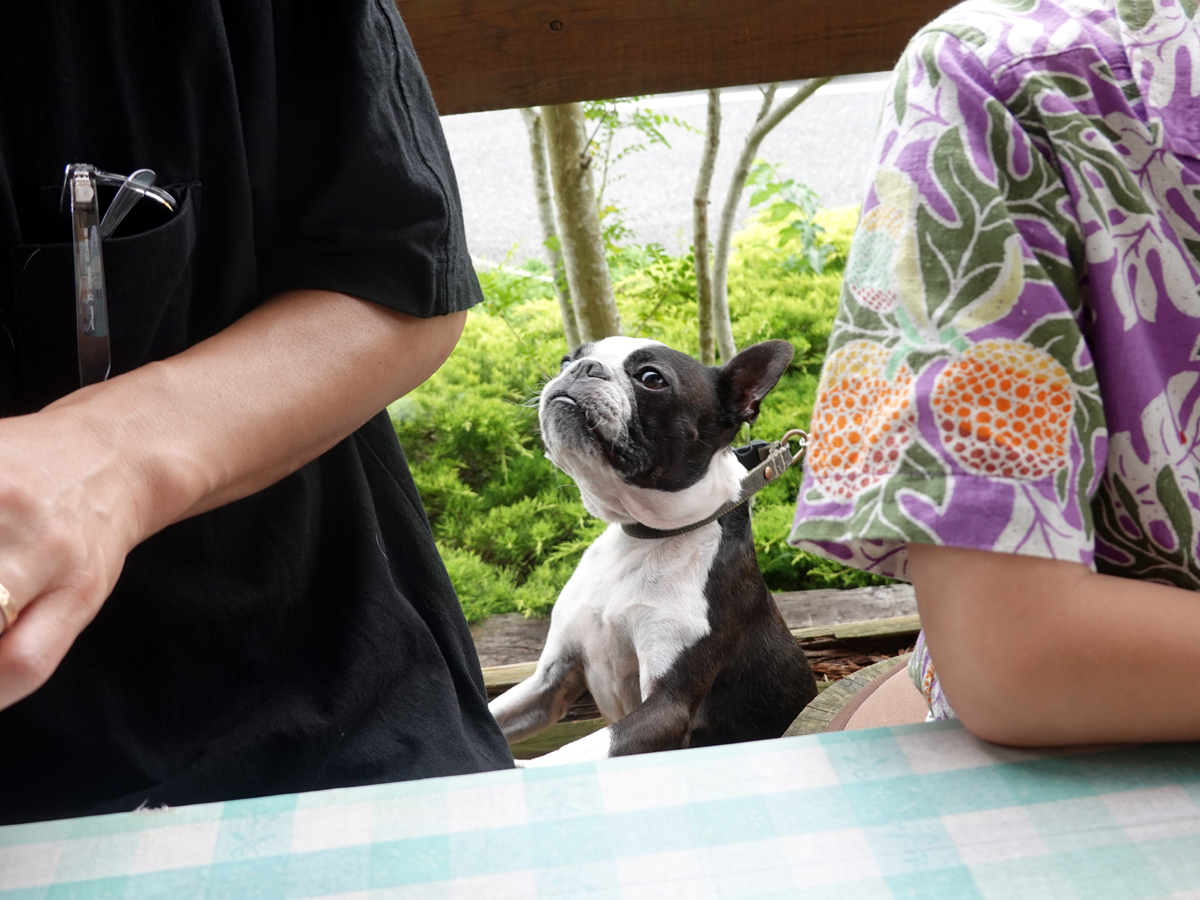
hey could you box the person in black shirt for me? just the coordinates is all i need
[0,0,513,825]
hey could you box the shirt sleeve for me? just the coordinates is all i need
[788,25,1108,580]
[258,0,483,318]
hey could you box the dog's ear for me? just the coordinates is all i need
[716,340,794,425]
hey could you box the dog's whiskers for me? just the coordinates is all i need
[517,380,549,410]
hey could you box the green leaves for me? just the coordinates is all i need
[582,98,696,157]
[1013,73,1151,218]
[746,160,836,275]
[753,502,893,590]
[581,96,698,217]
[476,255,555,320]
[1022,315,1106,506]
[916,117,1024,330]
[1093,467,1200,589]
[901,95,1080,342]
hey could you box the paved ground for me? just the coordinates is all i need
[440,73,893,265]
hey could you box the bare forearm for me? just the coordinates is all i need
[51,290,464,540]
[909,543,1200,745]
[0,290,463,709]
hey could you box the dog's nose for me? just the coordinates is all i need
[577,360,609,380]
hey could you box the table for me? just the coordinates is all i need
[2,720,1198,899]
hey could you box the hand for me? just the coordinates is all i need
[0,403,143,708]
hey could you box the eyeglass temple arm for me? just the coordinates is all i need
[92,169,176,213]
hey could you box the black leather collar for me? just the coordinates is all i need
[620,430,807,539]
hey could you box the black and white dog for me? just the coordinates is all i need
[490,337,818,765]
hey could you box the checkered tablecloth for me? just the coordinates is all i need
[2,720,1199,899]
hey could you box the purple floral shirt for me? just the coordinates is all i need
[788,0,1200,715]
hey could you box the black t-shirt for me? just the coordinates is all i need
[0,0,512,825]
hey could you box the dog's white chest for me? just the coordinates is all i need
[553,523,720,720]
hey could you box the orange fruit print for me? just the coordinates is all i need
[931,339,1073,479]
[808,341,918,501]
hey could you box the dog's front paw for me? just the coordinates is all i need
[520,726,612,767]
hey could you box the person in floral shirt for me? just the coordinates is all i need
[790,0,1200,741]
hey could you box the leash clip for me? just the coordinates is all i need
[754,428,808,487]
[780,428,808,455]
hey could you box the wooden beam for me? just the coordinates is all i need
[397,0,955,116]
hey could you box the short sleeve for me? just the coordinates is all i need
[259,0,482,318]
[788,25,1108,580]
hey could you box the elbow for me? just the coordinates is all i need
[379,307,467,402]
[908,543,1098,746]
[933,638,1059,747]
[427,309,467,368]
[952,696,1042,748]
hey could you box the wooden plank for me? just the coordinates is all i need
[397,0,955,115]
[790,614,922,643]
[483,661,537,693]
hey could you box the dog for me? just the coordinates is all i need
[489,336,818,765]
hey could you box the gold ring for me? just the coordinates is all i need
[0,584,16,633]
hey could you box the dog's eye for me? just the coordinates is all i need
[560,356,571,371]
[638,368,668,389]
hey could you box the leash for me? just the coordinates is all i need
[621,429,808,539]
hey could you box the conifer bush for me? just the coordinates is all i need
[391,208,892,622]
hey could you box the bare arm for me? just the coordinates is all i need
[908,542,1200,745]
[0,290,465,710]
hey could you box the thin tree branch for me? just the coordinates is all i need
[711,77,832,361]
[755,83,779,124]
[693,88,722,366]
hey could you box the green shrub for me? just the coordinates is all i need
[435,543,517,622]
[393,205,890,623]
[513,556,585,619]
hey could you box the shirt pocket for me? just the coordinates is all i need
[7,182,200,414]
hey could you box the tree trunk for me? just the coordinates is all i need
[520,107,580,348]
[542,102,622,343]
[712,78,830,362]
[693,89,722,366]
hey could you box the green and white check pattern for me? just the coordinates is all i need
[2,721,1199,899]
